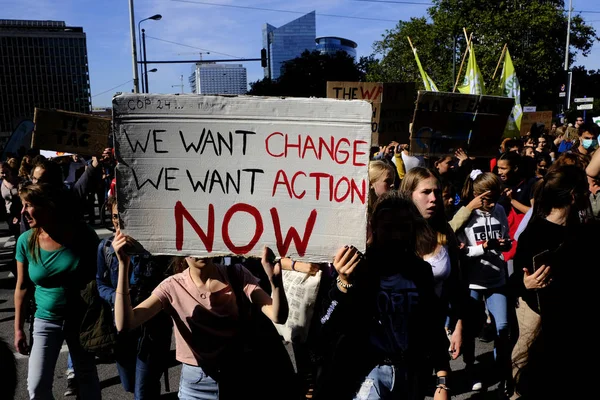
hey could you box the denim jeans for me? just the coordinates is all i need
[28,318,100,400]
[115,330,166,399]
[463,287,511,373]
[354,365,410,400]
[178,364,219,400]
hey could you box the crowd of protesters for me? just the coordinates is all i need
[1,116,599,400]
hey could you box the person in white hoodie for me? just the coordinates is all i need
[456,171,513,395]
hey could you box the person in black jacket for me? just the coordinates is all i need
[314,191,450,400]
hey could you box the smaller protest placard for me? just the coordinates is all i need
[32,109,110,156]
[520,111,553,136]
[410,91,514,157]
[327,82,416,145]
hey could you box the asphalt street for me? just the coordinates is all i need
[0,221,501,400]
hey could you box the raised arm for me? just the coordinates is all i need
[250,246,288,324]
[587,149,600,178]
[113,230,162,332]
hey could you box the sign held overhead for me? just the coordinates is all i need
[114,94,371,262]
[32,109,110,156]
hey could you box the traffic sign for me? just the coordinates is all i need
[559,92,566,97]
[574,97,594,103]
[577,103,593,111]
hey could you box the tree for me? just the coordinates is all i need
[248,50,366,97]
[368,0,597,111]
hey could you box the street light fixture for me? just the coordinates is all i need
[138,14,162,93]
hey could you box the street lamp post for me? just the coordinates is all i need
[138,14,162,93]
[128,0,139,93]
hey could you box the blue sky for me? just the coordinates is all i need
[2,0,600,107]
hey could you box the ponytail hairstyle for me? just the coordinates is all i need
[461,171,501,204]
[533,165,588,222]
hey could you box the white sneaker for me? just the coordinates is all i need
[472,381,483,391]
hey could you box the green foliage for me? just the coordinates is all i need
[368,0,598,111]
[248,50,367,97]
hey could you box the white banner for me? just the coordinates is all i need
[114,94,371,262]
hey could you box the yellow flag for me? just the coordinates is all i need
[458,43,484,95]
[411,45,438,91]
[498,49,523,131]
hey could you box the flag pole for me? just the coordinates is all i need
[407,36,415,51]
[492,43,508,81]
[453,32,472,93]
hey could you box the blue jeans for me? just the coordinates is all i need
[464,288,511,369]
[28,318,100,400]
[115,330,165,399]
[178,364,219,400]
[354,365,409,400]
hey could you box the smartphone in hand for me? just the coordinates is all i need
[533,249,552,272]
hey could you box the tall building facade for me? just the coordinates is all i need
[189,63,247,95]
[262,11,316,80]
[0,20,91,142]
[316,36,358,59]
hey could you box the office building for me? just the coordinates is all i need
[316,36,358,59]
[189,63,247,95]
[0,19,91,142]
[263,11,316,80]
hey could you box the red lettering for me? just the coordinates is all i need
[291,171,306,199]
[265,132,284,157]
[222,203,264,254]
[270,208,317,257]
[359,85,383,101]
[285,134,302,158]
[309,172,332,201]
[352,140,368,166]
[334,177,350,202]
[318,136,335,160]
[174,201,215,252]
[334,138,350,164]
[351,179,367,204]
[301,135,317,159]
[272,170,292,198]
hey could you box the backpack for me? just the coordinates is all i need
[79,279,118,356]
[221,264,301,400]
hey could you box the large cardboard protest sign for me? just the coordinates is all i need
[327,82,415,145]
[113,94,371,262]
[410,91,514,158]
[32,109,110,156]
[520,111,553,136]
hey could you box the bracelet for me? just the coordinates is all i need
[336,275,353,289]
[436,384,450,391]
[291,260,297,271]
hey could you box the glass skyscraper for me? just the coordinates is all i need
[316,37,358,59]
[0,20,91,141]
[262,11,316,80]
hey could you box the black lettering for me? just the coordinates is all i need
[131,167,163,190]
[201,130,218,155]
[123,128,152,153]
[165,167,179,191]
[128,100,136,110]
[152,130,168,153]
[217,131,233,156]
[225,170,240,194]
[235,130,256,155]
[209,170,225,193]
[186,169,210,192]
[242,169,264,195]
[180,129,206,153]
[333,87,342,98]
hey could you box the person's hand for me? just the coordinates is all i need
[455,148,468,166]
[498,239,512,252]
[433,381,450,400]
[14,328,29,355]
[503,188,513,200]
[466,191,491,211]
[12,217,18,225]
[333,245,362,286]
[261,246,281,282]
[112,229,131,267]
[524,265,552,290]
[91,156,99,168]
[483,239,500,251]
[449,329,462,360]
[399,143,409,153]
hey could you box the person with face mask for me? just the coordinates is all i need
[571,122,599,157]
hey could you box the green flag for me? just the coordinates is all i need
[458,43,484,95]
[498,48,523,132]
[411,45,438,91]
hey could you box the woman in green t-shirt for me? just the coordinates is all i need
[13,182,101,399]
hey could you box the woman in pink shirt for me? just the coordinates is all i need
[112,230,288,399]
